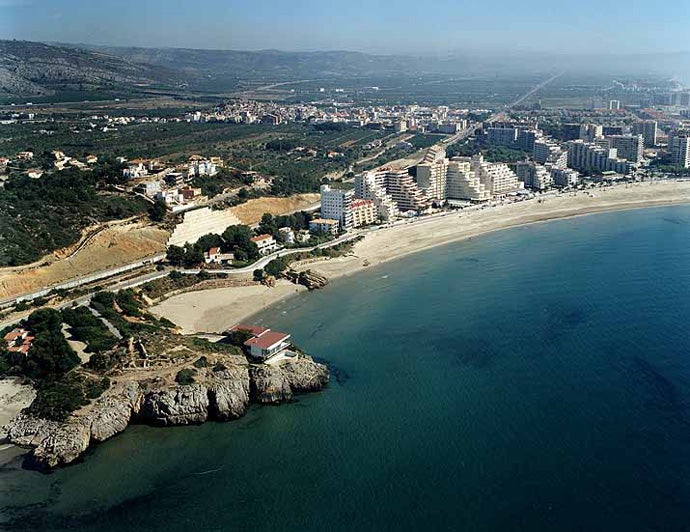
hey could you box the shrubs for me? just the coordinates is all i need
[61,306,117,353]
[27,373,111,421]
[264,257,289,277]
[193,356,209,368]
[175,368,196,385]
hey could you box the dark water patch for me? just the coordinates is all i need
[662,217,688,226]
[627,356,690,427]
[329,365,350,385]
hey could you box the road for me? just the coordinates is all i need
[507,72,564,109]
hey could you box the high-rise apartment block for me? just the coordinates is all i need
[607,135,644,164]
[515,161,553,191]
[320,184,354,230]
[668,133,690,168]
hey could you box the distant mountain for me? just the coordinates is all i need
[73,45,448,90]
[0,40,177,98]
[2,39,687,100]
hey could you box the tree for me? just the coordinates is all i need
[264,257,288,277]
[148,199,167,222]
[253,268,264,281]
[258,213,278,236]
[166,245,186,266]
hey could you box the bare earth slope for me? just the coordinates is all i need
[0,222,168,299]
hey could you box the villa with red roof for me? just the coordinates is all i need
[4,328,34,355]
[250,234,278,255]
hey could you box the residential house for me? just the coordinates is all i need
[251,234,278,255]
[229,324,292,362]
[204,247,234,264]
[278,227,295,244]
[4,328,34,355]
[309,218,339,235]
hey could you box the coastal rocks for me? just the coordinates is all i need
[88,382,143,441]
[29,421,91,469]
[6,414,91,469]
[4,354,328,470]
[250,356,329,404]
[249,365,293,403]
[207,367,250,421]
[4,382,144,469]
[285,269,329,290]
[138,384,210,426]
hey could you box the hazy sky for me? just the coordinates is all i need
[1,0,687,55]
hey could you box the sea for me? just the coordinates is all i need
[3,205,690,531]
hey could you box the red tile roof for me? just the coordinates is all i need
[251,234,273,243]
[244,330,290,350]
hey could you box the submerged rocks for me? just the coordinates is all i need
[3,354,328,470]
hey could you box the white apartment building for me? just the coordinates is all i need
[566,140,633,174]
[309,218,339,235]
[668,134,690,168]
[355,172,399,220]
[633,120,658,148]
[533,139,567,168]
[415,147,449,201]
[382,169,430,212]
[515,161,553,191]
[549,166,580,187]
[349,199,377,227]
[445,159,491,201]
[320,184,355,230]
[471,154,522,195]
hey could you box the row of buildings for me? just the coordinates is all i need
[319,147,530,230]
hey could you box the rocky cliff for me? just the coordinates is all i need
[3,355,327,470]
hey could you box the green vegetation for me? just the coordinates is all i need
[175,368,196,385]
[264,257,290,277]
[61,306,118,353]
[193,356,209,368]
[0,164,148,266]
[0,309,112,422]
[221,329,254,349]
[18,309,81,381]
[27,374,110,422]
[166,225,259,267]
[446,141,528,163]
[90,290,159,337]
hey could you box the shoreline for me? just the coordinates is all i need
[152,181,690,334]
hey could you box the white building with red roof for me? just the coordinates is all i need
[229,324,291,361]
[250,234,278,255]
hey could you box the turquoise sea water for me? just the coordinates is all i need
[3,206,690,531]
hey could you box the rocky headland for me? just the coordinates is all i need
[3,354,328,470]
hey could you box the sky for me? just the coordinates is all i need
[0,0,688,55]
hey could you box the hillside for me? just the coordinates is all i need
[0,40,177,98]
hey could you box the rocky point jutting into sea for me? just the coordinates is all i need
[4,352,328,470]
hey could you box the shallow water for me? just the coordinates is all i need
[2,206,690,531]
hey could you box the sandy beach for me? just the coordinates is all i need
[152,180,690,333]
[150,280,307,334]
[0,378,35,438]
